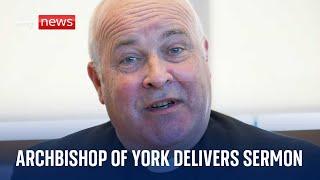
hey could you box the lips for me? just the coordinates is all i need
[145,98,180,111]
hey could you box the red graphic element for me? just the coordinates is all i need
[38,15,75,30]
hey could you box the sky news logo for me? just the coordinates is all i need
[38,15,75,30]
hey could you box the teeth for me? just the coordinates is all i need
[151,100,174,108]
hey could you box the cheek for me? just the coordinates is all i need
[169,61,198,83]
[170,59,210,105]
[108,74,141,112]
[170,59,205,90]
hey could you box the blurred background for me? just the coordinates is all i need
[1,0,320,179]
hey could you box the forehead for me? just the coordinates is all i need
[99,0,196,45]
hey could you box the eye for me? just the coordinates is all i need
[168,47,184,55]
[120,56,141,65]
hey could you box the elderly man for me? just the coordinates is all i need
[11,0,320,180]
[87,0,211,152]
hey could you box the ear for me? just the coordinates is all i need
[203,38,209,62]
[87,62,105,104]
[202,38,212,79]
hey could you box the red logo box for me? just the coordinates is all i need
[38,15,76,30]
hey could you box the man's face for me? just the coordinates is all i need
[91,0,211,150]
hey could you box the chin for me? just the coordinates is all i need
[146,124,194,150]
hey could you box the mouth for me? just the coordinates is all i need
[145,98,181,111]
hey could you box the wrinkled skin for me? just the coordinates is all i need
[88,0,211,150]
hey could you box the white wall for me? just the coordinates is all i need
[0,0,105,121]
[211,0,320,114]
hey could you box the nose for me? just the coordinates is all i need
[142,55,173,89]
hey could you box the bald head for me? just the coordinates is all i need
[88,0,205,70]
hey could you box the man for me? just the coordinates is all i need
[11,0,320,180]
[87,0,211,152]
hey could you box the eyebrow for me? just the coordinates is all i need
[114,38,137,50]
[161,29,188,40]
[114,29,188,50]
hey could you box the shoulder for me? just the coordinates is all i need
[33,121,121,150]
[207,110,320,151]
[11,122,121,180]
[208,111,320,178]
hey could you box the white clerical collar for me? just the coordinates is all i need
[146,157,178,173]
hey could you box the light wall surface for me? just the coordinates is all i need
[211,0,320,114]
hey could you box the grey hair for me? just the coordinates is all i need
[88,0,112,73]
[88,0,206,73]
